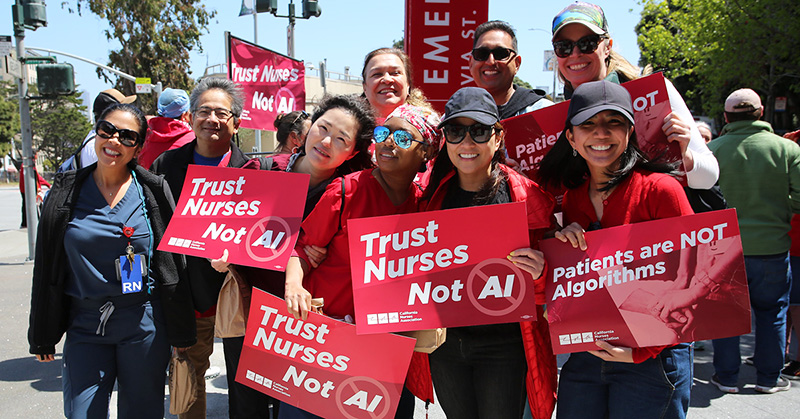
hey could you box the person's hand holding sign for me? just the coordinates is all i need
[588,341,634,363]
[507,247,546,279]
[210,249,230,273]
[285,256,312,320]
[554,222,587,251]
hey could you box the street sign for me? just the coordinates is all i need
[21,56,56,64]
[0,36,12,57]
[776,96,787,112]
[543,50,556,72]
[5,56,21,78]
[135,77,152,93]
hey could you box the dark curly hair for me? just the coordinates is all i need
[304,94,376,176]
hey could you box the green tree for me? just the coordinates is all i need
[30,91,93,170]
[0,81,20,146]
[65,0,216,113]
[636,0,800,130]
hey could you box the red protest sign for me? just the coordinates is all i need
[540,209,751,354]
[228,34,306,131]
[504,72,676,177]
[348,202,537,335]
[237,289,415,419]
[404,0,488,112]
[158,165,308,271]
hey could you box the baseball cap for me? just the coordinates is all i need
[158,88,190,118]
[552,2,608,40]
[567,80,635,126]
[438,87,500,128]
[724,88,762,113]
[93,88,137,118]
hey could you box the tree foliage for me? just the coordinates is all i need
[30,91,93,170]
[0,81,20,146]
[65,0,216,113]
[636,0,800,130]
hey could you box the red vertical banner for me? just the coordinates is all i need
[227,34,306,131]
[405,0,489,112]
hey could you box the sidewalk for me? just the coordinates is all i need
[1,218,799,417]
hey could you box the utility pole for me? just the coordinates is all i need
[12,0,46,260]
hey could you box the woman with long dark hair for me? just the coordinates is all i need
[538,80,693,419]
[28,103,194,418]
[420,87,557,419]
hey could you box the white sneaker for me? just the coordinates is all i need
[755,377,791,394]
[710,375,739,393]
[204,366,221,380]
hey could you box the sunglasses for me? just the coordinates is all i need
[95,120,141,147]
[471,46,516,62]
[374,126,426,149]
[289,110,309,127]
[442,124,495,144]
[552,34,607,58]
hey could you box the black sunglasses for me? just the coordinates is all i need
[471,46,516,62]
[442,124,495,144]
[553,34,607,58]
[374,126,426,149]
[95,120,141,147]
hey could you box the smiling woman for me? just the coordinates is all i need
[361,48,429,122]
[28,102,196,418]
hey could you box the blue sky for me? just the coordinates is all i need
[0,1,643,107]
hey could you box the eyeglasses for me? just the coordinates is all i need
[471,46,516,62]
[194,106,234,121]
[289,110,309,127]
[374,126,426,149]
[553,34,607,58]
[442,124,495,144]
[95,120,141,147]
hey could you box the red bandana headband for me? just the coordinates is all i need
[386,103,442,149]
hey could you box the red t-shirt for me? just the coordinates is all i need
[296,169,422,319]
[562,169,694,363]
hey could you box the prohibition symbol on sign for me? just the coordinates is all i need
[245,216,292,264]
[467,258,527,316]
[335,375,392,419]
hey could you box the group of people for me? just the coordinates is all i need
[26,1,799,419]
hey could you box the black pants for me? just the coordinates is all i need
[223,336,281,419]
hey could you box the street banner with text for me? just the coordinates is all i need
[158,165,309,271]
[348,202,537,335]
[405,0,489,112]
[228,34,306,131]
[504,72,676,177]
[237,289,415,419]
[540,209,750,354]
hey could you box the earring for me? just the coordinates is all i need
[572,148,577,157]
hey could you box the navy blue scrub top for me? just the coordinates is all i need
[63,177,150,300]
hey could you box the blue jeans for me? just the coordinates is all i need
[557,344,692,419]
[712,253,791,387]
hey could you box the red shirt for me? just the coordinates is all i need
[562,168,694,363]
[296,169,422,319]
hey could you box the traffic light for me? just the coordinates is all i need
[12,0,47,31]
[36,63,75,96]
[302,0,321,18]
[255,0,278,14]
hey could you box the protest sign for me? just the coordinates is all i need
[540,209,750,354]
[228,34,306,131]
[158,165,308,271]
[237,289,415,418]
[504,72,677,177]
[348,202,538,335]
[405,0,488,112]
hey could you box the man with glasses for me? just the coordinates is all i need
[150,77,252,419]
[468,20,553,120]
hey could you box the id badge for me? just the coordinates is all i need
[115,254,147,294]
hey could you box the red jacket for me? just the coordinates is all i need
[139,116,194,169]
[418,164,558,419]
